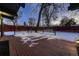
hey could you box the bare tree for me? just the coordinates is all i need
[9,10,22,35]
[60,16,69,26]
[60,17,76,26]
[36,3,52,27]
[42,4,59,27]
[28,17,36,26]
[65,18,76,26]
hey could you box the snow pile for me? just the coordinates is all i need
[14,31,62,47]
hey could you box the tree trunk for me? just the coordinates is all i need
[36,6,42,32]
[37,7,42,27]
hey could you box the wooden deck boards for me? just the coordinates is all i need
[0,36,78,56]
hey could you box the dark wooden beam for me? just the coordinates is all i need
[0,3,25,19]
[68,3,79,10]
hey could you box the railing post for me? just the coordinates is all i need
[0,14,4,37]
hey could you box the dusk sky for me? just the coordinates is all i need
[3,3,79,25]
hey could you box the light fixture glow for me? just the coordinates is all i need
[0,11,13,17]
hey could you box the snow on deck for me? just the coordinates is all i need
[1,31,79,47]
[14,31,62,47]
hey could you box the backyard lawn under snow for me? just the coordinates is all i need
[3,31,79,47]
[3,31,79,41]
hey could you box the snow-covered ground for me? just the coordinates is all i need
[4,31,61,47]
[56,31,79,41]
[2,31,79,47]
[3,31,79,41]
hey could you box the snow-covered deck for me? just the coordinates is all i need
[0,36,77,56]
[3,31,79,41]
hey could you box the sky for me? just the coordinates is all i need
[3,3,79,26]
[3,3,39,25]
[17,3,39,25]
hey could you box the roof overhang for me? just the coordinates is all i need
[0,3,25,19]
[68,3,79,10]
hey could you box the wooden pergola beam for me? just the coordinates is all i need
[68,3,79,10]
[0,3,25,37]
